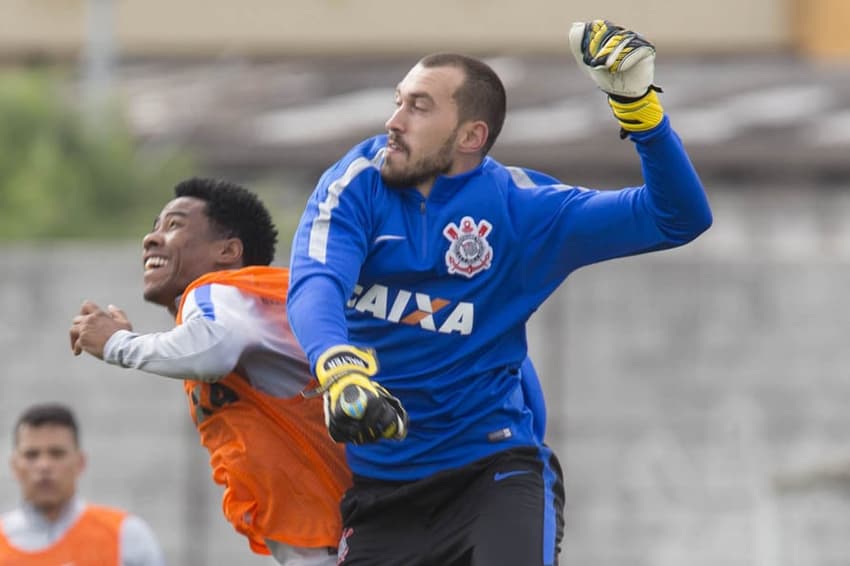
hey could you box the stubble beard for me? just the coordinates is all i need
[381,130,457,190]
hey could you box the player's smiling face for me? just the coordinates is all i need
[381,63,464,193]
[142,197,228,309]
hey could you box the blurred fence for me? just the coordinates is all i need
[2,184,850,565]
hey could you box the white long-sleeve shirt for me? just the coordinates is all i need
[103,282,312,398]
[0,496,165,566]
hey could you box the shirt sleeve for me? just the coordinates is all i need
[288,140,381,368]
[102,284,255,382]
[512,116,712,290]
[120,515,167,566]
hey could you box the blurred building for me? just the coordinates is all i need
[0,0,800,58]
[4,0,850,189]
[0,0,843,60]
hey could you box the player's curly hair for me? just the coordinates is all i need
[174,177,278,266]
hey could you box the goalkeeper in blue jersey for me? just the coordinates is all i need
[287,20,712,566]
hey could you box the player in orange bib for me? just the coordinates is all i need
[69,178,351,565]
[0,403,165,566]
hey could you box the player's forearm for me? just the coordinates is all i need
[103,319,241,382]
[568,19,710,243]
[632,117,713,243]
[287,273,351,369]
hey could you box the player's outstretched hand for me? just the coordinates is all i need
[69,301,133,359]
[569,19,664,136]
[313,345,408,445]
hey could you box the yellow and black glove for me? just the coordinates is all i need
[314,345,408,445]
[569,19,664,138]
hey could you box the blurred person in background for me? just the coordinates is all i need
[286,19,712,565]
[69,178,349,566]
[0,402,165,565]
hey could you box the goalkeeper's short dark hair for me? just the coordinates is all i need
[418,53,506,156]
[174,177,278,266]
[14,403,80,447]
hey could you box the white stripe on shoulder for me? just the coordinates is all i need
[506,166,538,188]
[309,149,386,263]
[182,283,250,322]
[507,166,587,192]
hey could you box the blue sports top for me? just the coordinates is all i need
[288,117,712,480]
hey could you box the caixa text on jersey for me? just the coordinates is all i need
[347,283,473,335]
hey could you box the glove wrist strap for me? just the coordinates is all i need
[608,86,665,139]
[608,84,662,103]
[303,373,347,398]
[304,345,379,398]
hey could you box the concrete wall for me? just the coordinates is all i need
[0,243,276,566]
[529,186,850,565]
[1,0,790,58]
[2,185,850,565]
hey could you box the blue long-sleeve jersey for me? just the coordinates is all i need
[288,116,712,480]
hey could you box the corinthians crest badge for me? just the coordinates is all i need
[443,216,493,278]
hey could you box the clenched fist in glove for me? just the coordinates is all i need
[314,345,408,445]
[569,19,664,137]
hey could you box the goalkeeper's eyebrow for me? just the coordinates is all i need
[394,87,435,108]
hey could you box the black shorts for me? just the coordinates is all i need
[337,446,564,566]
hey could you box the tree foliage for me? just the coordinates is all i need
[0,71,194,240]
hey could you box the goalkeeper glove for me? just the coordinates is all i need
[569,19,664,137]
[313,345,408,445]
